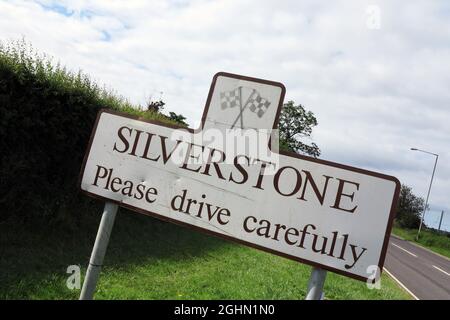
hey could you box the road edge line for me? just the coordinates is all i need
[391,234,405,241]
[384,268,419,300]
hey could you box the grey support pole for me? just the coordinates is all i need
[438,210,444,231]
[305,267,327,300]
[80,202,119,300]
[416,153,438,240]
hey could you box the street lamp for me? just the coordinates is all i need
[410,148,439,240]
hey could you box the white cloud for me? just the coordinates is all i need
[1,0,449,227]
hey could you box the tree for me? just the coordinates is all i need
[396,184,425,229]
[278,101,320,157]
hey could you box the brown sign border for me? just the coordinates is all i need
[79,71,400,283]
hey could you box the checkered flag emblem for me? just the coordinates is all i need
[220,88,242,110]
[219,86,271,128]
[247,91,271,118]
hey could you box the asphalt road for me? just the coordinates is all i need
[384,236,450,300]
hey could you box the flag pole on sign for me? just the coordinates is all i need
[220,86,271,129]
[239,86,244,128]
[230,88,271,129]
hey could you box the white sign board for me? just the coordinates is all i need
[80,72,400,282]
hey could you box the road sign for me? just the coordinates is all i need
[79,72,400,282]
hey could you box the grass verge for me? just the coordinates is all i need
[0,202,411,300]
[391,226,450,259]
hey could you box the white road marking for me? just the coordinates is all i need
[391,243,418,257]
[384,268,419,300]
[402,238,450,262]
[432,265,450,276]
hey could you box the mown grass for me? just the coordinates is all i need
[0,202,411,300]
[392,226,450,259]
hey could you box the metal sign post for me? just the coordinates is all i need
[305,267,327,300]
[80,201,119,300]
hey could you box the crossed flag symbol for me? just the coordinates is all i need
[220,86,271,129]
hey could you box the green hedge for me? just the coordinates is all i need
[0,40,170,223]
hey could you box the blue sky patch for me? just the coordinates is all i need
[37,1,74,17]
[101,30,111,42]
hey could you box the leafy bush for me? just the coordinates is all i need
[0,39,171,223]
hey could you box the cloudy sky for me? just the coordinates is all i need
[1,0,449,229]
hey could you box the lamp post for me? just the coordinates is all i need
[410,148,439,240]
